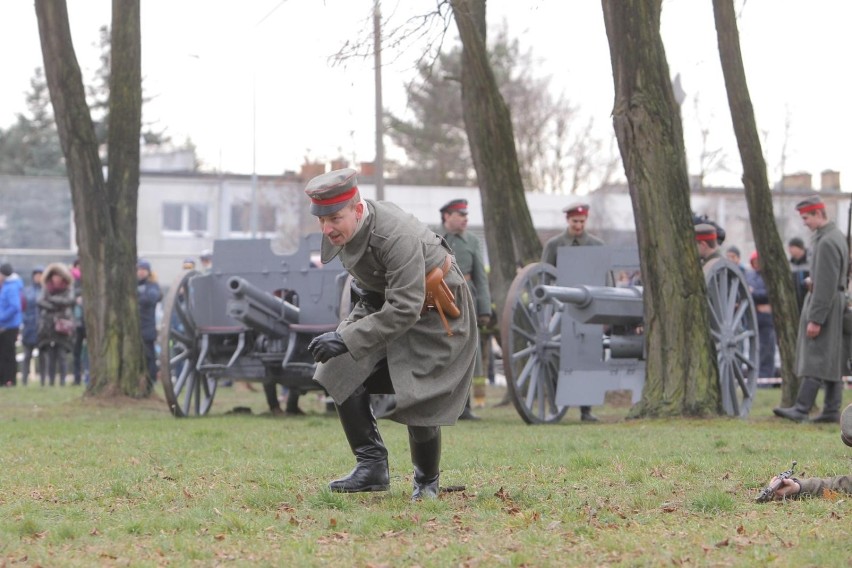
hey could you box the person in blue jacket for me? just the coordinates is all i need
[21,266,45,386]
[137,259,163,394]
[0,263,24,386]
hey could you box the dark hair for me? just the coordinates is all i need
[788,237,805,249]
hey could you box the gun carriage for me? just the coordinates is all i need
[158,234,348,417]
[501,246,759,424]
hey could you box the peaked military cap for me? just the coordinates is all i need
[563,202,590,217]
[304,168,360,216]
[694,223,718,242]
[440,198,468,214]
[795,195,825,213]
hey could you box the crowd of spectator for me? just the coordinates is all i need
[0,253,191,388]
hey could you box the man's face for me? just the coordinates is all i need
[697,241,714,259]
[725,251,740,264]
[318,202,364,247]
[788,245,805,260]
[443,211,468,234]
[800,211,825,232]
[567,214,587,236]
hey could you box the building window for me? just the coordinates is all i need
[163,202,208,234]
[230,203,277,235]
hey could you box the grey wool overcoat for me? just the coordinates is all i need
[314,200,476,426]
[795,221,848,382]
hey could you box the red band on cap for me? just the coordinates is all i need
[695,232,717,242]
[566,208,587,217]
[797,202,825,213]
[446,202,467,211]
[311,186,358,206]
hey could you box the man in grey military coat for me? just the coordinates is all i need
[774,195,848,423]
[440,198,492,420]
[305,168,477,500]
[541,202,603,422]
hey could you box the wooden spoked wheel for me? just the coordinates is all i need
[501,263,567,424]
[159,270,218,417]
[703,259,759,417]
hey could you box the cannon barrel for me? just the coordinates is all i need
[226,276,300,338]
[533,284,644,326]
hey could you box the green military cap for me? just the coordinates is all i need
[440,198,468,215]
[304,168,359,216]
[694,223,718,242]
[563,202,590,217]
[795,195,825,213]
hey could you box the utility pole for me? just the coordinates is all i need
[373,0,385,200]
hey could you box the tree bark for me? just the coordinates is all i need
[449,0,542,317]
[602,0,719,416]
[35,0,148,397]
[712,0,801,406]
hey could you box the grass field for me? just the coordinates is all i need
[1,382,850,567]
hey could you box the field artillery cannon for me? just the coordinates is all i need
[501,246,759,424]
[158,234,348,417]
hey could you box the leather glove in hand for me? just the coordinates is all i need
[308,331,349,363]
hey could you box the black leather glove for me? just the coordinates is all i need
[308,331,349,364]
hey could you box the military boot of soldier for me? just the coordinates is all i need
[773,377,821,422]
[409,426,441,501]
[458,396,480,421]
[580,406,599,422]
[329,385,390,493]
[811,380,843,423]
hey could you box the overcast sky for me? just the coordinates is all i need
[1,0,849,191]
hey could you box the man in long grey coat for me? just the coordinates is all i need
[774,195,848,423]
[305,168,477,500]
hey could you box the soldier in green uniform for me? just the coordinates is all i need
[541,202,603,422]
[305,169,477,500]
[765,404,852,499]
[440,198,492,420]
[694,223,723,265]
[774,196,848,423]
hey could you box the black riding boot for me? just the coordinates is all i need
[811,380,843,423]
[773,377,821,422]
[285,389,305,416]
[580,406,598,422]
[329,385,390,493]
[409,425,441,500]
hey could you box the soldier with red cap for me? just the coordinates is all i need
[694,223,722,265]
[541,202,604,266]
[304,168,477,500]
[775,195,848,423]
[541,201,603,422]
[440,198,492,420]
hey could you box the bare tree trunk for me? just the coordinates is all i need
[450,0,542,317]
[35,0,148,397]
[602,0,719,416]
[712,0,801,406]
